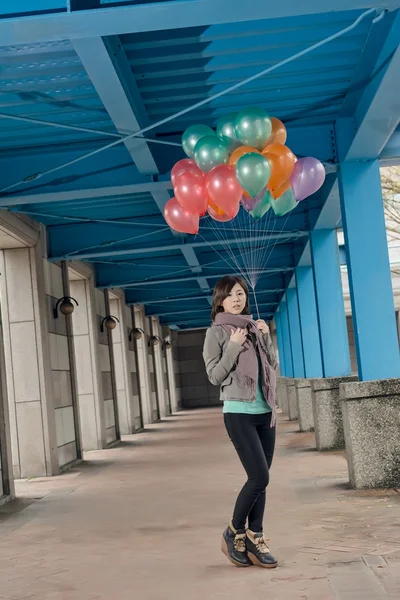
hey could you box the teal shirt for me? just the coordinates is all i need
[223,355,272,415]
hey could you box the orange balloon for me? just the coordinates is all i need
[208,199,225,216]
[270,179,291,199]
[262,144,296,195]
[264,118,287,147]
[228,145,260,167]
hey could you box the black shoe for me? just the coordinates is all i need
[246,530,278,568]
[221,522,252,567]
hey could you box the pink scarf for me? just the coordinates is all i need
[213,313,276,427]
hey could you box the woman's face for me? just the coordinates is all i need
[221,283,247,315]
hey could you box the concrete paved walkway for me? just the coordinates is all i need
[1,408,400,600]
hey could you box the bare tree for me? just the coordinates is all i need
[381,165,400,274]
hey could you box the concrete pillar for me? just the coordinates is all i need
[296,266,323,378]
[311,376,357,450]
[311,230,351,377]
[133,305,152,425]
[339,160,400,380]
[295,379,314,432]
[340,379,400,489]
[109,292,135,434]
[162,327,179,414]
[286,288,305,378]
[150,317,168,419]
[0,317,15,501]
[0,245,61,477]
[286,378,298,421]
[69,269,107,451]
[96,290,119,445]
[277,377,289,415]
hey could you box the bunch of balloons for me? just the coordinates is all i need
[164,107,326,234]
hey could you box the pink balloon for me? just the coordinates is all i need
[164,197,199,234]
[290,157,326,202]
[174,172,208,215]
[208,202,239,222]
[206,165,243,218]
[171,159,205,185]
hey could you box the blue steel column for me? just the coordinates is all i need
[311,229,351,376]
[296,266,323,378]
[339,160,400,380]
[275,309,287,376]
[286,288,305,377]
[280,298,294,378]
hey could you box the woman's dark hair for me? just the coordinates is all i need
[211,276,250,321]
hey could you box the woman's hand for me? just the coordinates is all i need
[230,327,247,346]
[256,319,270,334]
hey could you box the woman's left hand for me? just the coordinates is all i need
[256,319,269,334]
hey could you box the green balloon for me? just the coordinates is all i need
[216,113,241,152]
[182,124,216,158]
[193,135,229,173]
[250,189,272,220]
[271,187,298,217]
[236,153,271,198]
[234,107,272,150]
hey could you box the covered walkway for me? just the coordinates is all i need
[1,408,399,600]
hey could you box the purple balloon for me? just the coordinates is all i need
[290,157,326,202]
[240,187,267,212]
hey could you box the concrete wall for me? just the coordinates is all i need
[176,329,220,409]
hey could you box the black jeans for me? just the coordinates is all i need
[224,412,276,533]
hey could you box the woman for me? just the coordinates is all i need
[203,275,278,569]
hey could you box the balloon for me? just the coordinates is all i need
[240,188,266,212]
[164,197,199,234]
[208,202,239,222]
[290,157,326,201]
[265,117,287,146]
[250,189,272,220]
[171,159,205,185]
[208,199,225,216]
[270,187,298,217]
[270,178,291,199]
[228,145,259,167]
[234,107,272,150]
[206,165,243,217]
[194,135,230,173]
[182,124,216,158]
[262,143,296,196]
[216,113,241,152]
[174,172,208,215]
[235,152,271,198]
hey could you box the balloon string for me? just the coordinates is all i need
[0,7,382,195]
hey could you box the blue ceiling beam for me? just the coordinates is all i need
[0,181,173,208]
[0,1,398,45]
[338,11,400,160]
[96,266,294,289]
[51,230,308,261]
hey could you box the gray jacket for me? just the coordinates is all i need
[203,325,278,401]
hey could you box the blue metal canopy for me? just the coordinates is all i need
[0,0,399,329]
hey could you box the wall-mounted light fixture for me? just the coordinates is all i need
[128,327,145,341]
[148,335,162,348]
[163,340,172,350]
[100,315,120,332]
[54,296,78,319]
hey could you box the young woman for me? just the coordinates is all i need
[203,275,278,569]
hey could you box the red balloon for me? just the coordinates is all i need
[208,202,239,222]
[171,159,205,185]
[174,172,208,215]
[206,165,243,218]
[164,197,199,234]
